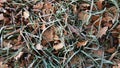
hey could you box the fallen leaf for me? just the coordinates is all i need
[23,10,29,19]
[78,11,89,22]
[41,26,55,46]
[96,27,108,38]
[14,52,24,60]
[91,15,101,26]
[53,42,64,50]
[0,0,6,3]
[102,14,113,28]
[79,3,90,10]
[44,2,53,10]
[36,43,43,50]
[0,13,4,20]
[71,4,77,14]
[41,18,46,30]
[108,6,117,16]
[93,49,103,57]
[96,0,104,10]
[70,55,82,67]
[76,40,88,48]
[106,47,116,53]
[0,62,8,68]
[33,2,44,9]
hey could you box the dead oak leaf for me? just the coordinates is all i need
[96,26,108,38]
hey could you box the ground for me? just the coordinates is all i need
[0,0,120,68]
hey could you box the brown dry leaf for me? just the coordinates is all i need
[71,4,77,14]
[96,0,104,10]
[78,11,89,22]
[41,23,46,30]
[93,49,103,57]
[70,55,82,67]
[0,62,8,68]
[44,2,53,10]
[106,47,116,53]
[53,42,64,50]
[0,13,4,20]
[33,2,44,9]
[14,52,24,60]
[53,34,59,40]
[0,0,6,3]
[36,43,43,50]
[108,6,117,16]
[96,27,108,38]
[76,40,88,48]
[102,12,113,28]
[79,3,90,10]
[41,26,55,46]
[23,10,29,19]
[91,15,101,26]
[3,41,12,48]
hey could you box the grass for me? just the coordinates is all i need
[0,0,120,68]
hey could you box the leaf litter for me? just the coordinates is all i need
[0,0,120,68]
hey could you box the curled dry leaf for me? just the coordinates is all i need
[53,41,64,50]
[23,10,29,19]
[14,52,24,60]
[96,27,108,38]
[0,13,4,20]
[76,40,88,48]
[36,43,43,50]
